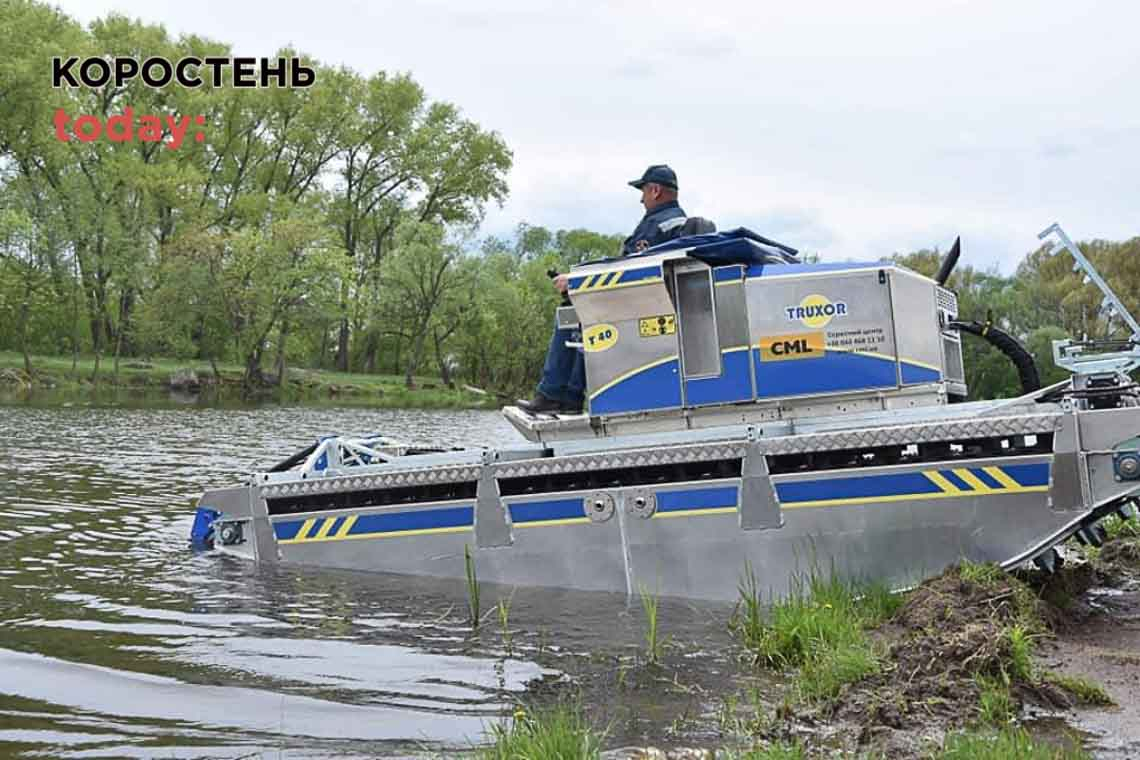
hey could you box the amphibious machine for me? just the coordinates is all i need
[192,223,1140,602]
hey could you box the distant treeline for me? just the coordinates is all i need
[0,1,1136,400]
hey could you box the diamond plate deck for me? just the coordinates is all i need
[261,464,482,499]
[260,412,1063,496]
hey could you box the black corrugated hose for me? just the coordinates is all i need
[948,320,1041,394]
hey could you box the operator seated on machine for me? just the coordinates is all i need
[517,164,688,415]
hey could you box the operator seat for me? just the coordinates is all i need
[678,216,716,236]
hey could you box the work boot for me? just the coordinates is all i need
[560,399,584,414]
[516,392,564,414]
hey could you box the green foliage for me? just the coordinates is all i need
[733,562,767,658]
[497,594,513,654]
[857,580,905,625]
[732,566,895,701]
[733,567,892,668]
[721,742,806,760]
[464,543,480,630]
[0,1,512,391]
[797,641,880,701]
[936,727,1089,760]
[638,584,664,665]
[959,560,1006,586]
[1005,625,1034,682]
[480,705,602,760]
[976,674,1015,725]
[1042,672,1115,706]
[5,2,1139,399]
[1102,512,1140,541]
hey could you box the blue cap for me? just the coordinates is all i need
[629,164,678,190]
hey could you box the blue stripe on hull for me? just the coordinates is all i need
[974,469,1003,489]
[268,464,1051,543]
[941,470,972,491]
[777,472,943,503]
[274,505,472,543]
[1003,463,1049,487]
[657,486,739,514]
[274,520,304,541]
[351,507,472,535]
[509,498,586,525]
[754,349,897,397]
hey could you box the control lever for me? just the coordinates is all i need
[548,268,571,306]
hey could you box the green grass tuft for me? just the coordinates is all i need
[0,350,495,409]
[1006,624,1034,682]
[1043,672,1115,706]
[935,727,1089,759]
[464,544,480,630]
[976,674,1015,726]
[732,566,896,701]
[721,742,806,759]
[1102,512,1140,541]
[959,559,1006,586]
[480,705,602,760]
[858,579,905,625]
[638,584,664,665]
[797,642,880,701]
[497,593,513,653]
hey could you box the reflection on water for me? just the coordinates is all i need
[0,402,743,758]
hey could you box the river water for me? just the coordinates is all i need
[0,399,745,759]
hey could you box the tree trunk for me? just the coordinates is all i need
[404,325,428,389]
[112,294,127,386]
[18,279,32,378]
[335,316,350,372]
[112,328,123,386]
[117,287,136,357]
[363,331,379,374]
[88,280,105,385]
[70,258,80,375]
[244,345,264,391]
[274,318,289,387]
[318,321,329,370]
[433,328,454,388]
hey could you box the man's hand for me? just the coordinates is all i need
[553,273,569,294]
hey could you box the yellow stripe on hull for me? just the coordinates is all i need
[280,524,471,545]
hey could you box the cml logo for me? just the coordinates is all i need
[785,294,848,329]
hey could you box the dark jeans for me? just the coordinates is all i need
[536,317,585,405]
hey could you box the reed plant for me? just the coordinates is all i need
[1102,511,1140,540]
[464,544,480,630]
[1042,672,1114,706]
[976,674,1015,725]
[731,565,899,701]
[638,584,664,665]
[936,728,1089,759]
[720,744,806,760]
[480,704,602,760]
[959,558,1006,586]
[497,593,514,653]
[1005,624,1034,682]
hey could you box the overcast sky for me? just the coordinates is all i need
[57,0,1139,270]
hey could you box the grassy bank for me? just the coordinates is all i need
[0,351,499,409]
[489,533,1140,759]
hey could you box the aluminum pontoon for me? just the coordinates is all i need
[192,223,1140,601]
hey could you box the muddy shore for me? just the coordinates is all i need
[510,529,1140,759]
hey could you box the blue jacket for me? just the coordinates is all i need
[622,201,687,255]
